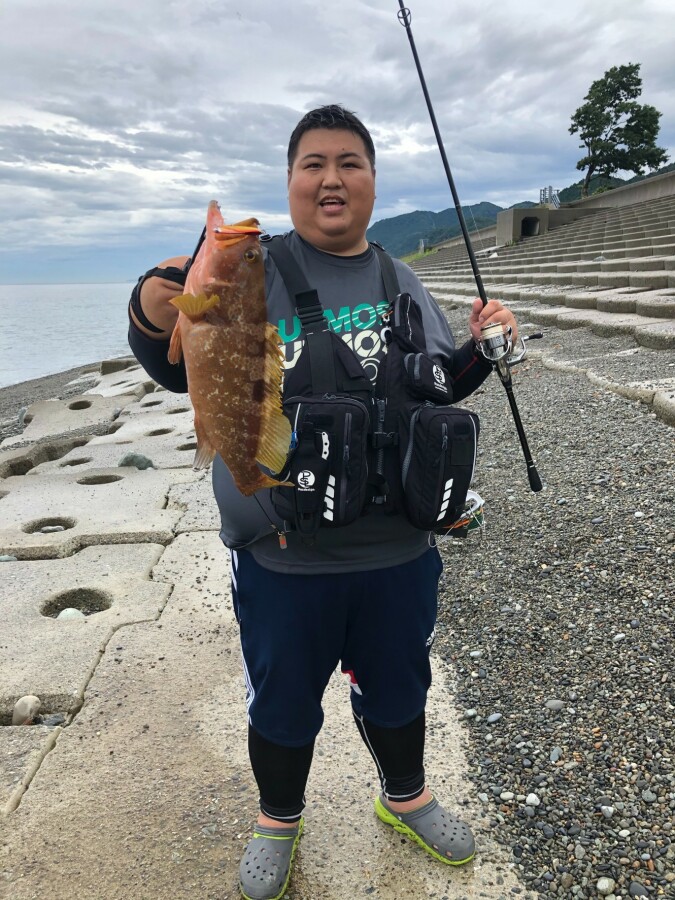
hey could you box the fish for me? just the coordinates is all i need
[167,200,292,496]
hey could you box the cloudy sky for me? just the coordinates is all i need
[1,0,674,283]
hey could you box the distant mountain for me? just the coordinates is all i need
[369,162,674,259]
[366,203,502,258]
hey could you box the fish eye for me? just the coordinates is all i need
[244,248,258,263]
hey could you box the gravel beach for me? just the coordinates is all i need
[435,308,674,898]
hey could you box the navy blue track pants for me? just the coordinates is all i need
[230,546,442,747]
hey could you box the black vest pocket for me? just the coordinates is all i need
[399,401,479,531]
[272,394,370,538]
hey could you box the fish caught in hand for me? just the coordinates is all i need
[168,200,291,495]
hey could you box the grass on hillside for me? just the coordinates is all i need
[400,248,438,264]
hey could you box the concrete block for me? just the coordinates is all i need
[0,467,197,559]
[653,385,675,425]
[84,365,156,399]
[0,544,170,718]
[629,257,667,271]
[1,395,135,449]
[635,319,675,350]
[0,436,91,479]
[1,725,61,814]
[596,296,638,314]
[169,477,221,534]
[629,273,670,289]
[99,357,138,375]
[635,296,675,318]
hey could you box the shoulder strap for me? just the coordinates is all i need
[370,243,401,305]
[263,235,337,392]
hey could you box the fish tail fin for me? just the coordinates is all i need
[192,412,216,469]
[255,323,292,475]
[168,321,183,365]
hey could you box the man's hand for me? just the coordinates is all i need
[129,255,189,340]
[469,297,518,345]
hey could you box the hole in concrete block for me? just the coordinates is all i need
[177,441,198,451]
[23,413,34,425]
[68,400,93,411]
[41,587,112,618]
[141,400,163,408]
[146,428,173,437]
[9,458,35,476]
[76,474,123,485]
[59,457,93,468]
[23,516,76,534]
[166,407,191,415]
[108,422,124,434]
[0,490,8,501]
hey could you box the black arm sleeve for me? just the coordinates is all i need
[448,339,493,404]
[127,317,188,394]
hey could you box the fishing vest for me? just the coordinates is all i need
[262,235,480,541]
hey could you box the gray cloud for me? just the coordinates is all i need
[0,0,673,281]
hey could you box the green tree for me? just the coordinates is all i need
[569,63,668,198]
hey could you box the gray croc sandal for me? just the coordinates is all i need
[375,794,475,865]
[239,818,303,900]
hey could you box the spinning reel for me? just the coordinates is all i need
[477,322,543,374]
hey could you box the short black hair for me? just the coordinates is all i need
[287,105,376,170]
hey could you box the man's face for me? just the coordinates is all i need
[287,128,376,256]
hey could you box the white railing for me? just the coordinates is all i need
[539,186,560,208]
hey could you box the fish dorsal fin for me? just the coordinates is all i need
[169,292,219,321]
[255,323,292,475]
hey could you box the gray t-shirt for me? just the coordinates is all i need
[211,231,465,575]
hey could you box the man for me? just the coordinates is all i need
[129,105,517,900]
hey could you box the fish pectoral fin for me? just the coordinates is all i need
[169,292,219,321]
[192,412,216,469]
[168,322,183,365]
[255,323,292,475]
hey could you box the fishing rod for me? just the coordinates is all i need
[396,2,543,493]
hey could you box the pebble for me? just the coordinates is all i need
[487,712,502,724]
[612,632,626,642]
[464,708,477,719]
[500,791,515,801]
[549,746,563,762]
[469,650,483,659]
[545,699,565,711]
[600,806,615,819]
[628,882,648,897]
[12,695,41,725]
[525,793,541,807]
[40,525,65,533]
[596,877,616,896]
[56,607,86,620]
[0,555,18,562]
[118,452,156,470]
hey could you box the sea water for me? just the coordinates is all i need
[0,283,135,388]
